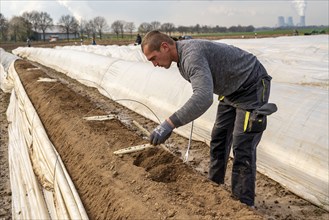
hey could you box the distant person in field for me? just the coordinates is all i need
[26,38,31,47]
[141,30,277,208]
[92,37,96,45]
[135,33,142,45]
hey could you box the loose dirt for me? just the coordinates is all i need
[0,89,11,219]
[1,57,328,219]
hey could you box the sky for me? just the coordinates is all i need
[1,0,328,28]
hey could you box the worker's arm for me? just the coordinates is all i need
[149,64,214,146]
[169,60,214,128]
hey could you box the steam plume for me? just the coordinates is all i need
[292,0,307,16]
[57,0,82,22]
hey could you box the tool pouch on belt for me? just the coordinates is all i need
[244,103,277,133]
[244,111,267,133]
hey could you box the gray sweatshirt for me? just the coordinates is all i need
[169,39,260,128]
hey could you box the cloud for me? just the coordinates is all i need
[207,6,237,17]
[1,0,327,27]
[16,1,43,15]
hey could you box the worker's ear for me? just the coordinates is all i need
[160,42,169,51]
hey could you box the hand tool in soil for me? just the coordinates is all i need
[183,121,194,163]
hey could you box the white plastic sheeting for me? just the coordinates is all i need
[0,50,88,219]
[53,36,328,86]
[55,44,148,62]
[12,35,329,211]
[0,48,18,92]
[217,36,328,86]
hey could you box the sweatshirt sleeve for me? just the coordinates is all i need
[169,60,214,128]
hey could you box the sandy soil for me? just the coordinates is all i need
[0,90,11,219]
[0,57,328,219]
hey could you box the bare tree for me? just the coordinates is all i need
[119,20,125,38]
[9,16,28,42]
[200,25,210,33]
[22,11,40,32]
[214,25,228,33]
[39,12,53,41]
[79,19,88,39]
[228,25,239,32]
[194,24,201,33]
[177,25,189,36]
[72,21,79,39]
[124,22,135,38]
[21,11,35,39]
[58,15,78,41]
[245,25,255,32]
[111,20,124,39]
[85,19,96,39]
[138,22,152,34]
[30,11,40,32]
[150,21,161,31]
[93,16,108,39]
[0,13,9,41]
[160,23,175,35]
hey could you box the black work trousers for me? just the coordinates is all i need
[209,64,271,206]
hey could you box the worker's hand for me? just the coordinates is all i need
[150,120,174,145]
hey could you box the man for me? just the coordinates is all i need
[141,30,276,207]
[26,38,31,47]
[135,33,142,45]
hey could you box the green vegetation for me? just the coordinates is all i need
[187,27,328,39]
[260,27,328,35]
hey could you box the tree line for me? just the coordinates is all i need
[0,11,255,42]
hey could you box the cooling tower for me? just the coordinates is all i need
[278,16,285,27]
[287,16,294,26]
[299,15,305,26]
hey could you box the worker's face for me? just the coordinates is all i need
[143,42,172,69]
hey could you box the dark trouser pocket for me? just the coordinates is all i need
[244,111,267,133]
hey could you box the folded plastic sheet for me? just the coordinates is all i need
[12,35,329,211]
[0,48,19,92]
[0,50,88,219]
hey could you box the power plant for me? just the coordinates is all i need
[277,0,307,27]
[277,15,306,27]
